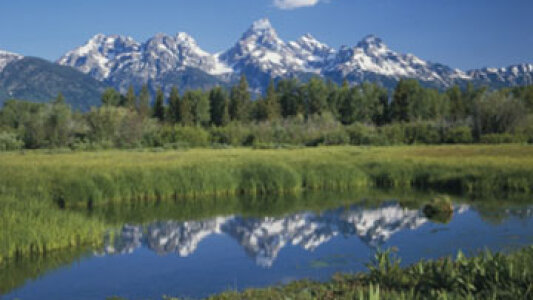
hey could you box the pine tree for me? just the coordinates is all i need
[168,86,180,124]
[447,85,462,122]
[264,79,280,121]
[305,77,328,117]
[229,75,251,122]
[360,82,388,125]
[375,87,391,125]
[153,87,165,121]
[209,87,230,126]
[101,88,121,106]
[47,93,71,147]
[193,90,210,126]
[339,84,361,125]
[54,92,65,105]
[391,79,421,122]
[253,97,268,122]
[326,79,340,118]
[278,78,302,117]
[138,84,151,117]
[338,81,354,124]
[180,91,195,126]
[123,85,137,110]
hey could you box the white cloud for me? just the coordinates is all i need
[273,0,321,10]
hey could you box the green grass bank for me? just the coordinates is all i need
[1,145,533,208]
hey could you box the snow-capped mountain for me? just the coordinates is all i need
[287,33,336,70]
[0,50,23,72]
[219,19,320,78]
[58,32,232,92]
[467,63,533,87]
[323,35,471,88]
[100,203,471,267]
[54,18,533,94]
[57,34,141,81]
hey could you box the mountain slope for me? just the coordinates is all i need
[0,57,107,110]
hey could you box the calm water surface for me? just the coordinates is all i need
[2,195,533,300]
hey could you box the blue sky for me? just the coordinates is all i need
[0,0,531,70]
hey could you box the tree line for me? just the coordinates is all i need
[1,75,532,150]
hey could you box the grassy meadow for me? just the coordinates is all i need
[1,145,533,263]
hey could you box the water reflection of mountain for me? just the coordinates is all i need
[101,203,468,267]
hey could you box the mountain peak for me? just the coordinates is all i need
[357,34,386,48]
[175,32,197,45]
[0,49,22,57]
[251,18,273,31]
[299,33,319,44]
[243,18,278,40]
[297,33,331,49]
[88,33,107,42]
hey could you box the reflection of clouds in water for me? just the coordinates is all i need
[99,203,473,267]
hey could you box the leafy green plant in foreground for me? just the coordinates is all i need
[195,246,533,300]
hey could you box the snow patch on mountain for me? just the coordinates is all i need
[57,34,140,80]
[0,50,23,72]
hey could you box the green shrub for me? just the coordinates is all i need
[323,128,350,145]
[378,124,405,145]
[423,196,454,223]
[167,126,209,147]
[209,123,251,146]
[403,122,443,144]
[346,123,384,145]
[445,126,473,144]
[0,131,23,151]
[480,133,527,144]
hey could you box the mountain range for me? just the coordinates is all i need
[1,18,532,109]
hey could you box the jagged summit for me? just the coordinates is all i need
[358,34,385,46]
[251,18,274,31]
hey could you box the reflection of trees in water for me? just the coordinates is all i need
[102,203,477,267]
[476,205,533,225]
[0,246,94,294]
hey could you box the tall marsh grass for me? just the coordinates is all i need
[0,196,105,262]
[1,145,532,208]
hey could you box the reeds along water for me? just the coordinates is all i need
[0,196,105,262]
[1,148,532,208]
